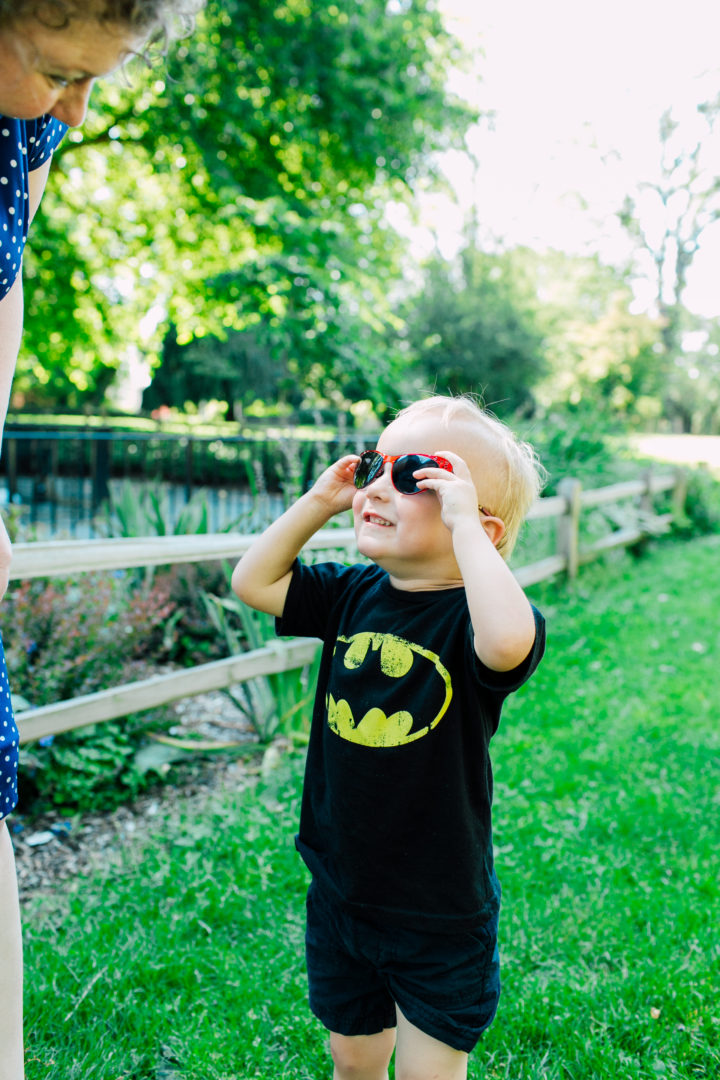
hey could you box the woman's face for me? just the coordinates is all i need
[0,18,142,125]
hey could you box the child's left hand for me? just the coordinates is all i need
[413,451,483,532]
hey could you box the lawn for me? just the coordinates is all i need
[21,535,720,1080]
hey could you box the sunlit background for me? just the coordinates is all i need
[14,0,720,467]
[428,0,720,318]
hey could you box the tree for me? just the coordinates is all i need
[618,95,720,425]
[522,250,664,423]
[18,0,474,410]
[141,323,286,418]
[402,245,547,414]
[660,315,720,434]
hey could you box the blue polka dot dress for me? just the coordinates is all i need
[0,645,18,821]
[1,112,66,818]
[1,114,67,299]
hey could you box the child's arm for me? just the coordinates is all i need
[232,455,359,617]
[416,453,537,673]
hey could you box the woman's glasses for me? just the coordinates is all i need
[353,450,453,495]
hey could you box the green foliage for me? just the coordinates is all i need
[660,314,720,435]
[8,561,240,812]
[403,245,547,411]
[201,588,319,745]
[19,0,474,410]
[619,98,720,366]
[19,719,164,813]
[9,438,339,811]
[104,482,214,537]
[142,324,286,417]
[161,0,469,202]
[616,97,720,433]
[509,249,665,422]
[675,467,720,536]
[22,537,720,1078]
[4,575,175,706]
[520,407,629,494]
[5,573,178,811]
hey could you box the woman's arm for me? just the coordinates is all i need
[0,276,24,447]
[0,158,53,435]
[0,275,26,598]
[0,277,24,598]
[232,455,359,617]
[0,157,54,598]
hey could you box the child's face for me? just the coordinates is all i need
[351,411,489,587]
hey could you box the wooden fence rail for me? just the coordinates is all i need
[14,470,681,744]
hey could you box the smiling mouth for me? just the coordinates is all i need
[363,513,393,527]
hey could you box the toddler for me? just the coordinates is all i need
[232,395,546,1080]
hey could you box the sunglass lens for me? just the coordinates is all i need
[354,450,384,489]
[392,454,434,494]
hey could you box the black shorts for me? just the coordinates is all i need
[305,881,500,1054]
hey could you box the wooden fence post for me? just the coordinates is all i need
[671,467,688,523]
[641,465,654,517]
[557,477,582,579]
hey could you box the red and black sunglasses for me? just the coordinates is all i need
[353,449,492,516]
[353,450,452,495]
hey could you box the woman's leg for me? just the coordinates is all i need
[0,820,23,1080]
[394,1006,467,1080]
[329,1026,396,1080]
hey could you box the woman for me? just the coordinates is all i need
[0,2,203,1075]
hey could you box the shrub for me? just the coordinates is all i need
[675,467,720,536]
[4,572,179,812]
[18,717,167,812]
[518,406,628,494]
[200,584,319,745]
[4,573,176,706]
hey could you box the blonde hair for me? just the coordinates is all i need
[395,395,546,559]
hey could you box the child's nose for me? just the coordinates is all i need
[363,465,392,496]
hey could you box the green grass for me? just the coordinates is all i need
[22,536,720,1079]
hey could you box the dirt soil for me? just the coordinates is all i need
[12,690,269,904]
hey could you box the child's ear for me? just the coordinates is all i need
[481,515,505,549]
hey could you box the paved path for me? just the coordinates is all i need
[632,434,720,471]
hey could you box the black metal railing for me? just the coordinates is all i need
[1,426,365,538]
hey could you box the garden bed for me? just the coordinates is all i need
[12,688,266,900]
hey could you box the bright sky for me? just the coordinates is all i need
[406,0,720,316]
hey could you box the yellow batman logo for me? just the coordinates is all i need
[326,631,453,747]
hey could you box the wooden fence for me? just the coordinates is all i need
[13,469,682,744]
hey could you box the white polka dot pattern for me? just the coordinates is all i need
[0,640,19,820]
[0,113,68,299]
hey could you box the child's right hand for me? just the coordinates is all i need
[309,455,360,516]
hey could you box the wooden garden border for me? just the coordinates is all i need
[13,470,682,743]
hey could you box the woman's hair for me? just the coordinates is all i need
[0,0,204,49]
[395,394,547,560]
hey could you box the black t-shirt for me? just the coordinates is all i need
[277,561,546,931]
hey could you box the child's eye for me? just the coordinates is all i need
[46,74,70,89]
